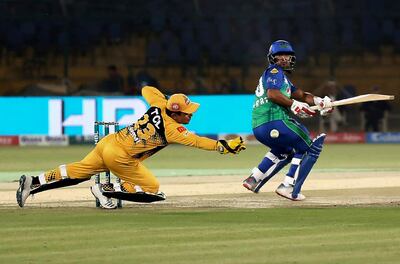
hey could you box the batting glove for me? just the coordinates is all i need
[217,136,246,154]
[313,96,334,116]
[290,100,316,118]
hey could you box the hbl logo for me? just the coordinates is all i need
[48,98,147,135]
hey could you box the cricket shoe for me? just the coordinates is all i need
[16,175,33,207]
[242,175,259,193]
[275,183,306,201]
[90,184,117,209]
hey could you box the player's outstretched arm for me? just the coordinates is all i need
[167,126,246,154]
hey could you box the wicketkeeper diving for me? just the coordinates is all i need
[242,40,334,201]
[17,86,246,209]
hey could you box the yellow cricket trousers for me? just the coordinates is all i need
[65,133,160,193]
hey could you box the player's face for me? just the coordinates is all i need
[172,112,192,124]
[274,54,292,69]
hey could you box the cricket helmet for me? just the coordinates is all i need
[267,40,296,71]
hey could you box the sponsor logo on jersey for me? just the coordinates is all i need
[253,96,269,108]
[177,126,187,133]
[270,68,279,74]
[266,77,277,85]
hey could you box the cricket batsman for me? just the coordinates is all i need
[242,40,333,200]
[17,86,246,209]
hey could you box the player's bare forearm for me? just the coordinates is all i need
[267,89,293,107]
[292,90,315,105]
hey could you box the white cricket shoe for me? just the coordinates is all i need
[16,175,33,207]
[275,183,306,201]
[90,184,117,209]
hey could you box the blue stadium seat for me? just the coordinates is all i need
[184,43,200,64]
[208,42,224,64]
[6,25,24,52]
[20,22,36,44]
[165,38,182,64]
[246,41,265,65]
[294,42,307,62]
[148,1,167,33]
[382,19,395,43]
[146,36,162,64]
[195,19,215,49]
[361,16,380,51]
[318,18,336,53]
[107,23,122,43]
[160,29,175,49]
[71,22,90,52]
[394,30,400,52]
[255,17,272,44]
[273,20,291,40]
[56,31,68,52]
[180,26,195,47]
[215,17,231,46]
[86,22,103,44]
[339,18,356,49]
[227,39,246,65]
[34,25,51,54]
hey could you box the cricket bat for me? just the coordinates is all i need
[310,94,395,111]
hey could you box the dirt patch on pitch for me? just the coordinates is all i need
[1,171,400,209]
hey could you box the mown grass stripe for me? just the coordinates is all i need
[0,208,399,264]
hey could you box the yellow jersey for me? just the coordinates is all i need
[115,86,218,160]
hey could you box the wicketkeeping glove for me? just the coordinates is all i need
[313,96,334,116]
[217,136,246,154]
[290,100,316,118]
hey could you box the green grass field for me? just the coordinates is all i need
[1,207,399,263]
[1,144,399,263]
[1,144,399,173]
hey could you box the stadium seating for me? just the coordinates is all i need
[0,0,400,96]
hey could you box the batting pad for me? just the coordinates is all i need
[102,191,166,203]
[31,178,88,195]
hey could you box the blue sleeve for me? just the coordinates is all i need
[261,67,284,90]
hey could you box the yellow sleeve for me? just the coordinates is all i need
[166,123,218,151]
[142,86,167,108]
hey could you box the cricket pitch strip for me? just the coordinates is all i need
[1,171,399,209]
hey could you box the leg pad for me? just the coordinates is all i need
[30,178,89,195]
[103,191,166,203]
[292,133,326,198]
